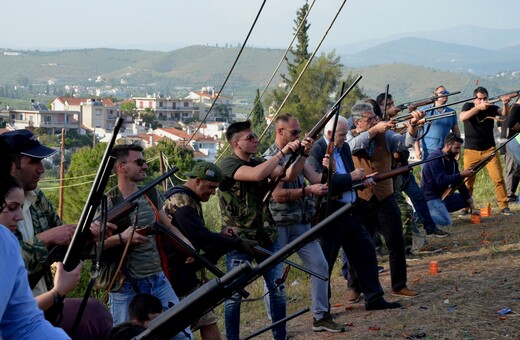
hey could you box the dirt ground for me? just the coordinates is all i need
[228,205,520,340]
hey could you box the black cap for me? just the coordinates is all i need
[1,129,57,158]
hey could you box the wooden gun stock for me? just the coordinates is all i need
[262,76,362,204]
[352,153,447,190]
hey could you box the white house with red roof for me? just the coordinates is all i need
[153,127,220,161]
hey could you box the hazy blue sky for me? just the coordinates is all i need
[4,0,520,51]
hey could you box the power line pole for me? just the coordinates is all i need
[58,128,66,219]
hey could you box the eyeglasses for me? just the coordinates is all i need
[282,128,302,136]
[362,116,376,123]
[122,158,147,166]
[238,132,258,142]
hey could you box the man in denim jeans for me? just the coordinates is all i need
[421,133,477,226]
[218,120,308,340]
[102,143,192,340]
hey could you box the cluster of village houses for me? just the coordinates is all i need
[0,87,249,163]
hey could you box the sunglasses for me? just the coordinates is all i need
[123,158,147,166]
[238,132,258,142]
[283,128,302,136]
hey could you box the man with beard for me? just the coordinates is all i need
[421,133,477,226]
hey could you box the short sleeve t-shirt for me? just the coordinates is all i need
[462,102,499,150]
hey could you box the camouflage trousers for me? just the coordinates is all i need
[395,192,428,254]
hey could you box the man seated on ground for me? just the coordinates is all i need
[421,133,477,227]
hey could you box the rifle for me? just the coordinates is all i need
[487,90,520,104]
[30,166,181,288]
[152,221,250,298]
[393,96,476,123]
[394,111,457,131]
[134,203,354,340]
[382,84,389,120]
[352,153,447,190]
[441,132,519,201]
[396,91,461,111]
[262,75,362,204]
[63,117,123,271]
[313,82,346,224]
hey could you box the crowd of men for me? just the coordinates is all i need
[1,85,519,339]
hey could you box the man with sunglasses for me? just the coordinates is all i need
[101,143,193,339]
[417,85,461,161]
[218,120,309,340]
[460,87,512,215]
[263,114,344,333]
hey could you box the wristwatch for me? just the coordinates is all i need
[52,289,64,305]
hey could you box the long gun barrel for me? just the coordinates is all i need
[63,117,123,271]
[441,132,519,201]
[393,96,476,123]
[262,76,362,204]
[487,89,520,103]
[395,111,457,130]
[396,91,461,111]
[31,165,181,288]
[134,203,354,340]
[352,153,447,190]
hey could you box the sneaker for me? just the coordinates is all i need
[415,244,442,254]
[391,287,419,298]
[346,289,361,303]
[312,312,345,333]
[501,208,513,215]
[427,228,450,238]
[365,298,402,311]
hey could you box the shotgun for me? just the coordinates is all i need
[262,75,362,204]
[393,96,476,123]
[396,91,461,111]
[352,153,447,190]
[441,133,519,201]
[134,203,354,340]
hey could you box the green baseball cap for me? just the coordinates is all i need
[183,161,222,182]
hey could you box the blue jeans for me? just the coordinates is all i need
[401,172,437,233]
[109,271,192,340]
[426,194,467,227]
[225,240,286,340]
[278,223,329,320]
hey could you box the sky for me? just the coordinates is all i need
[3,0,520,51]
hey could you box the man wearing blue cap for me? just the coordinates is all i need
[2,129,77,296]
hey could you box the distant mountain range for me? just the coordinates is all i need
[1,25,518,105]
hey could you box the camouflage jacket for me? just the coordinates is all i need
[14,189,62,283]
[218,153,276,245]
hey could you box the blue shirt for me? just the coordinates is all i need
[0,225,70,340]
[420,105,457,153]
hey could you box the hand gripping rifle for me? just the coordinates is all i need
[352,153,447,190]
[133,203,354,340]
[30,165,181,288]
[393,96,476,123]
[394,111,457,131]
[262,75,362,205]
[312,81,346,224]
[63,116,123,271]
[441,132,519,201]
[396,91,461,111]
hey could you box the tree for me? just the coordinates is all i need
[284,2,311,84]
[251,89,272,153]
[144,140,195,186]
[266,3,365,132]
[62,143,112,223]
[140,108,162,129]
[121,101,138,119]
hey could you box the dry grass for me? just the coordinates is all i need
[210,203,520,340]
